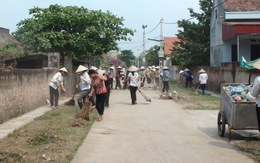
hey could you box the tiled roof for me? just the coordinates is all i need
[164,37,180,55]
[224,0,260,12]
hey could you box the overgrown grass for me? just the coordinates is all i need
[169,81,220,110]
[0,105,98,163]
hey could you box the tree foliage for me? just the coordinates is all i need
[118,50,135,67]
[12,5,134,60]
[145,45,160,66]
[171,0,213,67]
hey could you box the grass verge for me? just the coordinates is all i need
[0,105,98,163]
[169,81,220,110]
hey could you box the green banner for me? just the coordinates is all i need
[240,56,260,69]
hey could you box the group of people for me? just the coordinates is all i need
[48,65,110,122]
[179,68,208,95]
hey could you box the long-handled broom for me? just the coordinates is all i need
[65,87,77,106]
[75,99,90,121]
[138,88,152,102]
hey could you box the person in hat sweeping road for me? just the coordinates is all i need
[75,65,95,110]
[49,67,68,108]
[126,65,139,104]
[198,69,208,95]
[162,66,171,93]
[88,69,107,122]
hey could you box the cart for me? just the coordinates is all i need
[217,83,259,140]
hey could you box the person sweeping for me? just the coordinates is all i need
[75,65,93,110]
[125,65,139,105]
[88,69,107,122]
[49,67,68,109]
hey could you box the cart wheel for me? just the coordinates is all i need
[217,111,226,137]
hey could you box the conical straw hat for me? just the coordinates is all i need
[97,69,105,75]
[59,67,68,73]
[198,69,206,73]
[163,66,169,70]
[128,65,139,72]
[90,66,98,71]
[76,65,88,73]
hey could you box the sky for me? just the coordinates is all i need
[0,0,201,57]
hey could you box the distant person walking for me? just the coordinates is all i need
[198,69,208,95]
[49,67,68,108]
[162,66,171,93]
[126,65,139,104]
[115,66,122,89]
[108,66,115,89]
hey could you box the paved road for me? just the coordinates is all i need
[71,89,253,163]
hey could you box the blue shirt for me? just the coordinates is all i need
[79,72,91,90]
[162,70,170,81]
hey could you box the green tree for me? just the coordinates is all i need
[145,45,160,66]
[171,0,213,67]
[13,5,134,59]
[118,50,136,67]
[12,4,134,92]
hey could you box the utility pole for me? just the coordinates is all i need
[158,17,164,67]
[142,25,147,65]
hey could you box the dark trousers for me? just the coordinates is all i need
[200,84,206,95]
[129,86,138,104]
[110,78,113,89]
[162,81,169,93]
[115,77,121,89]
[105,87,111,107]
[185,78,193,88]
[96,93,106,116]
[49,86,59,107]
[77,89,90,109]
[256,105,260,132]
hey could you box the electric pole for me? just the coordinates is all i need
[142,25,147,65]
[158,17,164,67]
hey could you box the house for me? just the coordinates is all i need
[163,37,180,66]
[210,0,260,67]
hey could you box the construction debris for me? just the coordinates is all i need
[159,90,184,100]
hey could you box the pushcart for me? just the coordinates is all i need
[217,83,259,140]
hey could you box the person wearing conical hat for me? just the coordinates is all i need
[49,67,68,108]
[115,66,122,90]
[108,66,115,89]
[162,66,171,93]
[198,68,208,95]
[250,61,260,133]
[126,65,139,104]
[183,68,193,88]
[75,65,95,110]
[139,66,146,87]
[154,66,160,88]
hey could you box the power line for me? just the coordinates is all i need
[145,21,160,35]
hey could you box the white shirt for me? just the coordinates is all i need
[49,72,64,89]
[250,76,260,106]
[128,72,139,87]
[199,73,208,84]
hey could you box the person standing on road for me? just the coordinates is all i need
[126,65,139,104]
[198,69,208,95]
[49,67,68,108]
[162,66,171,93]
[250,61,260,133]
[75,65,94,110]
[104,71,111,108]
[154,66,160,88]
[108,66,115,89]
[115,66,122,89]
[139,66,146,87]
[89,69,107,122]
